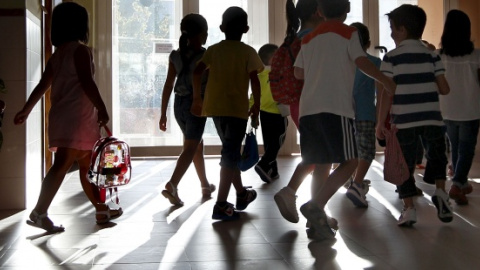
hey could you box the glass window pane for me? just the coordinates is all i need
[379,0,418,53]
[345,0,363,25]
[112,0,183,147]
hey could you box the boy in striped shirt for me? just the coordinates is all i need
[376,4,451,226]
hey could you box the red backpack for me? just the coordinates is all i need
[269,37,303,105]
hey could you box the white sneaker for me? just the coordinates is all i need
[346,182,368,207]
[432,189,453,223]
[274,187,299,223]
[398,207,417,226]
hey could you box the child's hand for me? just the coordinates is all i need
[14,110,29,125]
[248,103,260,120]
[190,99,202,117]
[250,116,259,129]
[97,109,110,126]
[159,115,167,131]
[376,124,386,140]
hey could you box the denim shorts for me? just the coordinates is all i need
[396,125,448,198]
[174,95,207,141]
[212,116,247,168]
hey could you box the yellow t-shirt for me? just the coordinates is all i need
[256,66,281,114]
[201,40,264,119]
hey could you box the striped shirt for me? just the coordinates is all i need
[381,39,445,129]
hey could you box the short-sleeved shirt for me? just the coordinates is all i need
[381,39,445,129]
[354,54,381,122]
[437,49,480,121]
[200,40,264,119]
[295,21,366,119]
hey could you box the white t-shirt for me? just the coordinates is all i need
[294,20,365,119]
[438,49,480,121]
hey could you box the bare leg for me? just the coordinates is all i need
[192,140,210,187]
[311,159,358,208]
[311,164,331,199]
[353,159,372,184]
[217,166,235,202]
[286,162,315,192]
[32,148,76,215]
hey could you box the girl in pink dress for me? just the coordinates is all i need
[14,2,120,232]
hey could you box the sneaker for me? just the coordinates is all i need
[397,207,417,226]
[300,202,336,240]
[306,216,339,230]
[462,183,473,195]
[346,182,368,208]
[236,187,257,211]
[274,187,299,223]
[449,185,468,205]
[254,163,272,183]
[212,202,239,221]
[432,189,453,223]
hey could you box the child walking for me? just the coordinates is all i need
[191,6,263,220]
[377,4,451,226]
[253,43,288,183]
[159,13,215,206]
[437,10,480,205]
[295,0,395,240]
[345,22,381,208]
[274,0,325,224]
[14,2,119,232]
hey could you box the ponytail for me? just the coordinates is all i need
[178,14,208,75]
[285,0,300,45]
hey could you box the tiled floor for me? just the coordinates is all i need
[1,154,480,269]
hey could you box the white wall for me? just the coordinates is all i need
[0,6,42,210]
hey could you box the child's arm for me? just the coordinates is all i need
[74,45,109,125]
[249,71,261,128]
[14,63,54,125]
[294,67,304,80]
[435,74,450,95]
[191,61,207,116]
[159,61,177,131]
[356,56,396,96]
[375,86,392,140]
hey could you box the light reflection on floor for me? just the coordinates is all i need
[1,155,480,269]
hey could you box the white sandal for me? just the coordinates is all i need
[161,182,184,206]
[26,210,65,233]
[202,183,216,197]
[96,205,123,224]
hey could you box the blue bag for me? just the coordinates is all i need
[238,128,259,171]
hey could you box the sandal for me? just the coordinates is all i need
[161,182,184,206]
[202,183,216,197]
[26,210,65,233]
[96,206,123,224]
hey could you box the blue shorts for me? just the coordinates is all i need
[299,113,357,164]
[174,95,206,141]
[213,116,247,169]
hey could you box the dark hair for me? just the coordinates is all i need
[222,6,248,35]
[51,2,89,47]
[178,14,208,74]
[386,4,426,39]
[440,9,474,57]
[258,44,278,65]
[285,0,318,44]
[317,0,349,19]
[350,22,370,48]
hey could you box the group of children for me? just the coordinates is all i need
[16,1,480,242]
